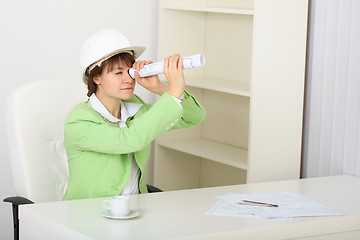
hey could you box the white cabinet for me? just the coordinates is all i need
[154,0,308,190]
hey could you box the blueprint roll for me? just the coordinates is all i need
[128,53,206,79]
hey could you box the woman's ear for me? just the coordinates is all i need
[93,76,101,85]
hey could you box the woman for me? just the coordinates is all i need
[63,28,206,200]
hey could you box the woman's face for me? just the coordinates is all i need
[94,59,135,100]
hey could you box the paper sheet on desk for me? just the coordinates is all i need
[205,192,342,220]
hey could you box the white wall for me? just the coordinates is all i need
[302,0,360,178]
[0,0,158,238]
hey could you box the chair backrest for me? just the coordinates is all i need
[7,79,88,202]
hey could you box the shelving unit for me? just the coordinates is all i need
[154,0,308,191]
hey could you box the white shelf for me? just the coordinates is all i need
[155,0,307,189]
[186,76,250,97]
[157,138,248,170]
[160,76,250,97]
[163,4,254,15]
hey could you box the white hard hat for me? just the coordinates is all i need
[80,28,146,84]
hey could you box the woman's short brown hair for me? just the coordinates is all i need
[86,52,135,97]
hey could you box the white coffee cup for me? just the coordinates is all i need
[103,196,130,217]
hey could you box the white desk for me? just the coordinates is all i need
[20,175,360,239]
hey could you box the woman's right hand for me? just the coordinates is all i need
[163,54,185,99]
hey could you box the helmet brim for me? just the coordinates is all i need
[82,45,146,84]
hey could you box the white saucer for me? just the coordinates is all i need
[102,210,140,219]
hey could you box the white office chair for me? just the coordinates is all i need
[4,79,88,239]
[4,79,162,240]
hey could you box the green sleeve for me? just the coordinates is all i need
[168,90,207,130]
[65,92,183,154]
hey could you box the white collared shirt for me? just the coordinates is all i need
[89,93,143,195]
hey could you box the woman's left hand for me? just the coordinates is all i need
[132,60,167,95]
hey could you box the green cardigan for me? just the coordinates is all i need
[63,91,206,200]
